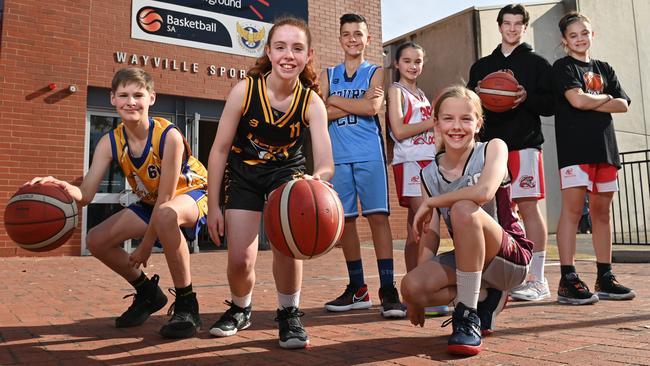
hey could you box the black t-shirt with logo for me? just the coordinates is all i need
[552,56,631,169]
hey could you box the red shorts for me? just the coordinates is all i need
[393,160,432,208]
[559,163,618,192]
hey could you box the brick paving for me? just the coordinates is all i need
[1,246,649,365]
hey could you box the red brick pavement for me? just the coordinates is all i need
[1,247,649,365]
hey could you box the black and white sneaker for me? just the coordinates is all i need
[159,290,202,339]
[209,300,252,337]
[378,284,406,319]
[324,284,372,312]
[276,307,309,349]
[115,274,168,328]
[557,272,599,305]
[595,271,635,300]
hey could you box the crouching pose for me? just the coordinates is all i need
[400,86,533,356]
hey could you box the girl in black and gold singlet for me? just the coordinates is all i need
[207,17,334,350]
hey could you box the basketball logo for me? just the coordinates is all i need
[583,72,604,94]
[138,8,163,33]
[519,175,536,189]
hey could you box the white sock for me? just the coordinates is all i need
[277,290,300,309]
[455,270,481,309]
[232,293,252,308]
[530,251,546,282]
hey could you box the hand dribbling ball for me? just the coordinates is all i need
[263,178,344,259]
[477,71,519,113]
[4,183,78,252]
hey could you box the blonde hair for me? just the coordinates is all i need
[433,85,483,152]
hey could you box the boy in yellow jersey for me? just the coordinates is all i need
[25,67,208,339]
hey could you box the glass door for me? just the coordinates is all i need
[82,112,129,255]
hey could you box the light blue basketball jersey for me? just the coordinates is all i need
[327,61,385,164]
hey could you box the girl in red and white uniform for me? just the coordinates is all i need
[387,42,436,273]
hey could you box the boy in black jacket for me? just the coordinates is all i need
[468,4,554,302]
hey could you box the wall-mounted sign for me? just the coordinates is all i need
[153,0,308,22]
[114,51,248,79]
[131,0,308,58]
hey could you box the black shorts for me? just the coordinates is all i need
[224,157,304,211]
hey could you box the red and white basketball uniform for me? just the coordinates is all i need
[559,163,618,192]
[507,148,545,200]
[389,82,436,207]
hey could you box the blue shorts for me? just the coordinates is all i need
[128,189,208,243]
[331,160,390,217]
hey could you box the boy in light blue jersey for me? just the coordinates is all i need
[321,13,405,319]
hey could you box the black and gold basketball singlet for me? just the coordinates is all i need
[231,72,313,166]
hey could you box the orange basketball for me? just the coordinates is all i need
[4,183,78,252]
[477,71,519,113]
[263,178,344,260]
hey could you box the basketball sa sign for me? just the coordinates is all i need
[131,0,308,58]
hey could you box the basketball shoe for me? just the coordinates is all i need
[276,306,310,349]
[509,278,551,301]
[209,301,252,337]
[324,284,372,312]
[443,302,482,356]
[115,274,168,328]
[595,271,636,300]
[557,272,599,305]
[378,284,406,318]
[477,288,507,335]
[159,290,202,338]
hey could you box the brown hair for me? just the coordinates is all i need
[394,41,425,82]
[111,67,154,93]
[497,4,530,26]
[433,85,483,152]
[247,17,320,97]
[558,11,591,36]
[339,13,367,31]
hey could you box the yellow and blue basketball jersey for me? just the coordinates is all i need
[108,117,208,205]
[232,72,313,166]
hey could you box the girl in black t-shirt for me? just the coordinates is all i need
[551,11,634,305]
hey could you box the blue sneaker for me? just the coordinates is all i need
[477,288,507,335]
[442,302,482,356]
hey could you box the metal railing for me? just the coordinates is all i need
[613,149,650,245]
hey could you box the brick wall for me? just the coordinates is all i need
[0,0,409,257]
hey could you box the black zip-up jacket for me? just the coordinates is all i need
[467,42,554,151]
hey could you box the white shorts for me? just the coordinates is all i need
[508,148,545,200]
[392,160,432,208]
[559,163,618,192]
